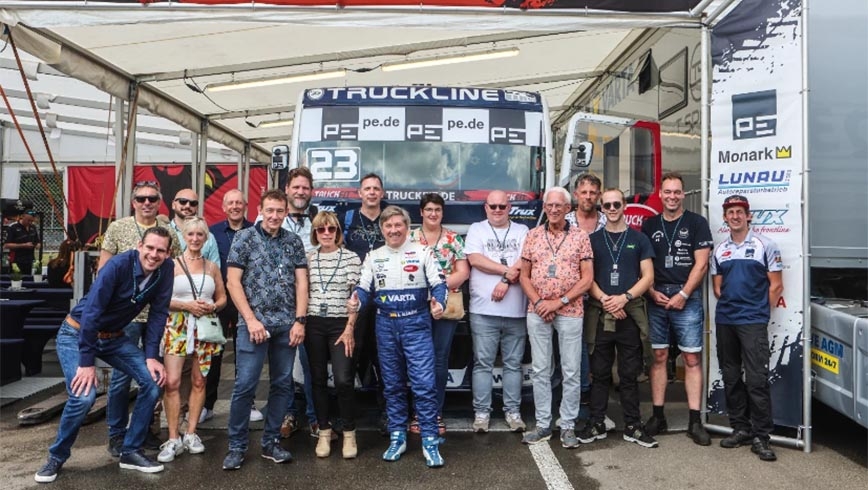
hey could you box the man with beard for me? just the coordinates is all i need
[169,188,220,266]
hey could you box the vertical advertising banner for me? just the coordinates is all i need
[708,0,804,427]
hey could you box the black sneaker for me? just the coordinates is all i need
[119,450,164,473]
[623,425,659,448]
[687,422,712,446]
[644,414,668,436]
[577,422,607,444]
[261,441,293,463]
[107,434,124,458]
[222,450,245,470]
[34,458,63,483]
[719,430,753,448]
[750,437,777,461]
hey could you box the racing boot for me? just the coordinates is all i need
[421,436,444,468]
[382,431,407,462]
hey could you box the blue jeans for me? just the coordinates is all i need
[470,313,526,415]
[648,286,704,353]
[228,325,296,452]
[285,343,316,422]
[527,313,583,430]
[106,321,145,439]
[50,322,160,462]
[432,318,458,414]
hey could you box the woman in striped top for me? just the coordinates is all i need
[305,211,362,459]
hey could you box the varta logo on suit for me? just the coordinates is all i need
[380,293,417,302]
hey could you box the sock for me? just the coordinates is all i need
[653,405,665,418]
[689,409,701,425]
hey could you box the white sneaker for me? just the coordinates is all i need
[183,433,205,454]
[505,412,526,432]
[250,406,264,422]
[604,415,616,432]
[157,438,184,463]
[198,407,214,424]
[472,412,490,433]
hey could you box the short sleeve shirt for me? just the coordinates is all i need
[6,221,39,264]
[641,210,713,285]
[409,227,466,291]
[520,223,593,317]
[711,231,782,325]
[589,227,655,296]
[342,208,385,263]
[227,223,308,330]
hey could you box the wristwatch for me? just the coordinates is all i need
[500,276,510,284]
[295,316,308,325]
[560,296,570,305]
[625,292,634,301]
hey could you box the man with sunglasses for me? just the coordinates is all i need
[641,172,713,446]
[582,188,657,448]
[100,180,181,457]
[465,190,529,433]
[519,186,594,448]
[169,189,220,266]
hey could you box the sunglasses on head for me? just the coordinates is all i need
[134,180,159,189]
[315,226,338,234]
[134,195,160,204]
[602,201,623,210]
[174,198,199,207]
[487,204,507,210]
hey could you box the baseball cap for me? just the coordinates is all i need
[722,194,750,211]
[25,209,38,216]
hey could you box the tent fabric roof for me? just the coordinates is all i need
[0,1,735,162]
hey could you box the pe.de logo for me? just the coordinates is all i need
[732,89,777,140]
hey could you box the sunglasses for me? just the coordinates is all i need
[602,201,623,210]
[487,204,508,210]
[174,198,199,207]
[315,226,338,234]
[134,180,159,189]
[134,195,160,204]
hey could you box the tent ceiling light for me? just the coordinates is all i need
[257,119,294,129]
[382,48,520,72]
[206,69,346,93]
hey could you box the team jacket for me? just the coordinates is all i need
[356,239,448,317]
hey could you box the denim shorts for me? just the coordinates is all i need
[647,284,704,353]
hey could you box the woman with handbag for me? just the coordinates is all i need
[158,217,227,463]
[305,211,362,458]
[408,193,469,435]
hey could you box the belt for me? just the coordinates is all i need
[65,315,125,340]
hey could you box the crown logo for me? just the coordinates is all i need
[776,146,792,159]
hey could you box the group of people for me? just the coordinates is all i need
[34,169,784,483]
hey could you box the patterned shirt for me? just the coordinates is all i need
[226,223,307,331]
[520,222,593,317]
[101,216,181,322]
[565,210,607,233]
[409,227,466,292]
[307,247,362,318]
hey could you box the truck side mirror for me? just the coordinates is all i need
[271,145,289,170]
[571,141,593,168]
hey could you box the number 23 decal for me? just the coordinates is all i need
[307,147,361,181]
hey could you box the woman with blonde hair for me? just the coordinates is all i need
[158,217,227,463]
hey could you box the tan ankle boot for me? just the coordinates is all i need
[316,428,332,458]
[342,429,358,459]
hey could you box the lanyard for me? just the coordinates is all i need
[604,229,627,270]
[543,226,568,261]
[315,248,343,294]
[662,213,685,255]
[131,263,161,304]
[489,221,511,252]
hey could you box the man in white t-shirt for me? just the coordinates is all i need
[465,190,529,434]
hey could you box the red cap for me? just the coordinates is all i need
[723,194,750,211]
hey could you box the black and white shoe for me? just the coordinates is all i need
[623,425,659,448]
[34,458,63,483]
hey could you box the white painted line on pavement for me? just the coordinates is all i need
[527,442,575,490]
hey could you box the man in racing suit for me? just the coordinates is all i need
[349,205,448,468]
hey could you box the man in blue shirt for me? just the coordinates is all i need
[711,194,783,462]
[35,227,174,483]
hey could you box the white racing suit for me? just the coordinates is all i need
[355,239,447,439]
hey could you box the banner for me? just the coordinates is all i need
[708,0,804,427]
[66,165,268,247]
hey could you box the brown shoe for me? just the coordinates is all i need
[280,414,298,439]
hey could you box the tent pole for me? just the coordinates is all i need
[800,0,813,455]
[197,119,209,209]
[699,21,711,429]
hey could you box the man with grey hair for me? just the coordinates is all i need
[348,205,448,467]
[519,186,594,448]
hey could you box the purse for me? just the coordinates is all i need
[179,257,226,344]
[441,290,465,320]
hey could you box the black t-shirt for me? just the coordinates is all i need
[6,221,39,265]
[641,210,713,285]
[589,227,655,296]
[341,207,385,263]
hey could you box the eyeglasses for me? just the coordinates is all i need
[422,207,443,214]
[315,226,338,234]
[487,204,508,210]
[174,198,199,207]
[602,201,623,210]
[134,195,160,204]
[134,180,159,189]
